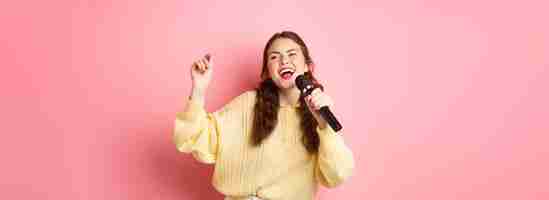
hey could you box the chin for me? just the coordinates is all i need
[278,82,295,90]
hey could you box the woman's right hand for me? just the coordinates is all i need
[190,54,213,94]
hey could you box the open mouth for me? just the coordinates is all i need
[278,67,295,80]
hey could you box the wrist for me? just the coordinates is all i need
[190,87,206,102]
[318,120,328,129]
[313,113,328,129]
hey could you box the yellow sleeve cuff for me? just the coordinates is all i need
[177,98,207,121]
[317,126,343,146]
[315,126,355,188]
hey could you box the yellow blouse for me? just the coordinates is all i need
[173,90,355,200]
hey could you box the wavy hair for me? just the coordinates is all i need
[251,31,324,154]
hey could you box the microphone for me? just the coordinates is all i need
[295,74,343,132]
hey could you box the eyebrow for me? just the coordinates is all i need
[269,48,298,55]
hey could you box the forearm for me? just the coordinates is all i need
[189,86,206,106]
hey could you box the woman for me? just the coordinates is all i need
[173,31,355,200]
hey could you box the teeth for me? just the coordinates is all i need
[279,68,295,75]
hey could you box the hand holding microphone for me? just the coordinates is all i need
[296,74,343,132]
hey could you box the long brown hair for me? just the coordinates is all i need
[251,31,324,154]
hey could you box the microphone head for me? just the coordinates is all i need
[295,74,311,90]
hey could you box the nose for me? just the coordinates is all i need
[279,54,289,65]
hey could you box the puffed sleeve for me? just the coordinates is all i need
[173,91,250,164]
[314,126,355,188]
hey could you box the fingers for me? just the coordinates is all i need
[200,54,213,71]
[194,60,201,72]
[199,59,207,71]
[311,94,322,110]
[192,60,201,72]
[309,88,322,109]
[192,56,212,74]
[207,55,213,69]
[306,89,333,110]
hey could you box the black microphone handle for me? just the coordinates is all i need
[318,106,343,132]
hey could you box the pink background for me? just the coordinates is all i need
[1,0,548,199]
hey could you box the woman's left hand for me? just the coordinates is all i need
[304,88,334,129]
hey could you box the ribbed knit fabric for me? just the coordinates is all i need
[173,90,355,200]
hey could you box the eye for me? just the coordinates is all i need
[270,55,278,60]
[289,53,297,56]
